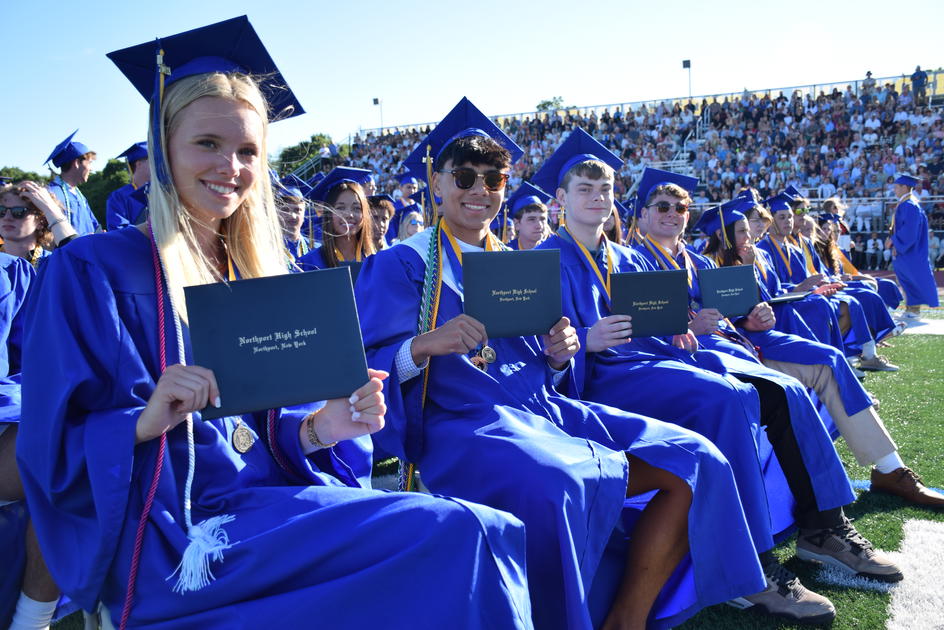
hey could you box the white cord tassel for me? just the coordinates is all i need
[157,247,236,594]
[169,514,236,593]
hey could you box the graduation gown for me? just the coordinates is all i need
[16,228,532,629]
[633,241,856,514]
[106,184,149,231]
[545,232,798,549]
[357,228,765,630]
[47,175,100,235]
[892,195,939,306]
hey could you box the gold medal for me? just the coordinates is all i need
[481,345,497,363]
[232,422,255,454]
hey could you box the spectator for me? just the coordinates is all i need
[911,66,929,106]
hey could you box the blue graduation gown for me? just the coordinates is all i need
[47,176,100,235]
[16,228,532,629]
[357,229,765,630]
[892,196,940,306]
[296,245,329,271]
[105,184,149,231]
[633,242,856,514]
[544,233,797,549]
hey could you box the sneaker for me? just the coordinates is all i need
[871,467,944,507]
[900,310,921,320]
[727,561,835,624]
[857,355,900,372]
[797,519,903,582]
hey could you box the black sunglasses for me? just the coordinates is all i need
[0,205,31,219]
[439,168,509,192]
[646,201,689,214]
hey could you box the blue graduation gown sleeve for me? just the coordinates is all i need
[296,245,328,271]
[105,184,147,231]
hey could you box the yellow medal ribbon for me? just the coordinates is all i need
[799,237,817,275]
[440,220,502,264]
[560,226,612,300]
[753,247,769,282]
[767,236,793,277]
[839,250,859,274]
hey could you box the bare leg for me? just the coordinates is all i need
[602,454,692,630]
[0,424,24,500]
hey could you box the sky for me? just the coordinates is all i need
[2,0,942,174]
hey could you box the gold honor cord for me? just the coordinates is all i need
[560,226,612,300]
[643,234,694,288]
[754,248,769,282]
[799,238,817,275]
[768,237,793,277]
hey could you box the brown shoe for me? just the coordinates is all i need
[871,467,944,507]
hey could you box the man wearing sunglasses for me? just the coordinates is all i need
[43,131,100,236]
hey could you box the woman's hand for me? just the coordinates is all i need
[586,315,633,352]
[410,315,487,366]
[689,308,723,335]
[302,370,389,450]
[136,365,220,443]
[542,317,580,370]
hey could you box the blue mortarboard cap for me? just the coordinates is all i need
[409,189,430,205]
[764,193,792,213]
[396,173,419,186]
[817,212,841,225]
[107,16,303,186]
[308,167,372,203]
[278,174,311,199]
[506,181,552,216]
[782,185,803,201]
[369,194,396,206]
[894,174,919,187]
[614,200,630,220]
[45,130,92,168]
[634,167,699,216]
[401,97,524,184]
[306,172,326,187]
[0,176,12,186]
[693,200,747,237]
[116,141,148,164]
[530,128,623,194]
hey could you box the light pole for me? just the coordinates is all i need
[682,60,692,99]
[373,97,384,131]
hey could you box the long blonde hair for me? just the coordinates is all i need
[148,72,286,320]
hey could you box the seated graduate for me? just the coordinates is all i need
[531,134,862,625]
[16,18,533,629]
[272,174,311,264]
[386,173,423,245]
[43,131,100,236]
[296,167,376,270]
[631,168,904,584]
[392,209,424,245]
[757,194,896,372]
[0,252,60,630]
[813,209,903,310]
[106,142,151,230]
[0,182,79,268]
[700,200,943,508]
[741,197,848,352]
[505,183,551,251]
[356,97,766,630]
[367,194,396,250]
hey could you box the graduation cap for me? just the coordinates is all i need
[506,181,552,217]
[307,167,372,203]
[106,15,304,186]
[278,174,311,199]
[0,176,12,186]
[401,97,523,185]
[530,128,622,195]
[782,184,803,201]
[633,167,698,217]
[693,199,748,248]
[306,171,326,188]
[116,141,148,165]
[817,212,842,225]
[45,130,92,168]
[368,194,396,206]
[764,193,792,213]
[894,174,919,188]
[396,173,419,186]
[614,199,631,221]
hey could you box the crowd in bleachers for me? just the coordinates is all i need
[344,78,944,231]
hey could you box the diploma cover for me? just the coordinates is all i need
[185,267,369,420]
[610,269,689,337]
[697,265,759,318]
[463,249,562,338]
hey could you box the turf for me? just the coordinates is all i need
[54,336,944,629]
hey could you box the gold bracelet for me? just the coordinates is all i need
[306,414,337,449]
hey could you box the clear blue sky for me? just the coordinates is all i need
[3,0,941,173]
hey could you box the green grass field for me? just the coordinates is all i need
[53,335,944,629]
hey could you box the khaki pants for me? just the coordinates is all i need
[762,358,896,466]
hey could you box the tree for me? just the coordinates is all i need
[274,133,334,174]
[80,159,130,228]
[0,166,47,184]
[536,96,574,112]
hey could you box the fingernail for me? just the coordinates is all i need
[214,396,222,409]
[349,404,356,414]
[352,411,361,421]
[349,394,358,404]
